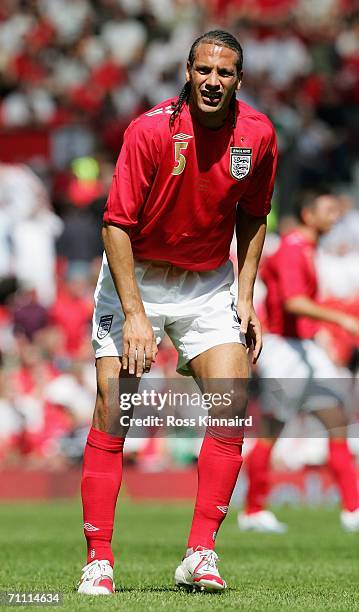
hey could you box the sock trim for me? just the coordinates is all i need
[87,426,125,452]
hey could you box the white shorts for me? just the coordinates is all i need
[257,333,348,420]
[92,254,246,376]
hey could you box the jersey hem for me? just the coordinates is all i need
[132,256,230,272]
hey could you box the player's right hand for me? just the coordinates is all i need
[121,312,158,377]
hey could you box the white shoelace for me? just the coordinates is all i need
[199,550,219,573]
[81,560,111,581]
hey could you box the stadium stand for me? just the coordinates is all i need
[0,0,358,482]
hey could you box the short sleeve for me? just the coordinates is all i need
[239,125,278,216]
[103,121,158,227]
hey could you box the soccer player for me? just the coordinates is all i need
[77,30,277,595]
[238,188,359,534]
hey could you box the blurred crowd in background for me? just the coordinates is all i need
[0,0,358,470]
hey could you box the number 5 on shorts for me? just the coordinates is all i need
[172,141,188,175]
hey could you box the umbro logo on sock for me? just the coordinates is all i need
[84,523,100,532]
[217,505,229,514]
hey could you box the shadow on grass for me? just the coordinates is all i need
[75,585,237,595]
[116,587,231,594]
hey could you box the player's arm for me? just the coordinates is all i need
[235,123,277,363]
[236,208,267,363]
[102,222,157,377]
[285,296,359,335]
[236,123,277,363]
[102,121,159,377]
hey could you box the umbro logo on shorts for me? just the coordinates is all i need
[97,315,113,339]
[231,303,241,330]
[217,505,229,514]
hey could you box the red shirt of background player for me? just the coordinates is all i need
[104,98,277,271]
[262,229,319,339]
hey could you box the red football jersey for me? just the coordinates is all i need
[104,98,277,271]
[262,230,320,339]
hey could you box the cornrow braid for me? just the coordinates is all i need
[170,29,243,128]
[170,81,191,128]
[230,91,237,129]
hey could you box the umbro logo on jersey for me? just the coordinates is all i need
[217,505,229,514]
[84,523,100,532]
[173,133,193,140]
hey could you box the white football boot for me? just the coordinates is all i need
[238,510,288,533]
[340,508,359,532]
[77,559,115,595]
[175,546,227,592]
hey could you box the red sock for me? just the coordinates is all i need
[328,439,359,512]
[245,440,273,515]
[81,427,125,566]
[187,433,243,550]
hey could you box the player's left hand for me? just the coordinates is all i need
[236,301,262,364]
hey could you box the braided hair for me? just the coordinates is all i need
[170,30,243,129]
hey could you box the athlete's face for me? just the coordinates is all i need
[305,195,340,235]
[186,43,242,128]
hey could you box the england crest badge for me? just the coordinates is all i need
[230,147,252,181]
[97,315,113,339]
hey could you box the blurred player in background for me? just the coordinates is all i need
[77,30,277,595]
[238,188,359,534]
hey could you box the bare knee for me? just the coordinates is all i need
[93,357,122,432]
[313,405,348,438]
[203,378,248,421]
[93,357,141,436]
[227,380,248,418]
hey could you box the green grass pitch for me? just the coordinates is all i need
[0,498,358,611]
